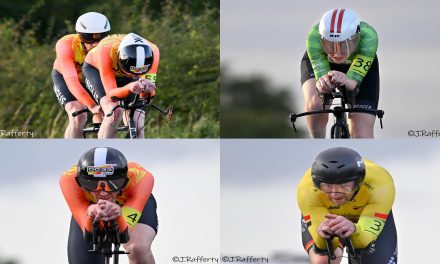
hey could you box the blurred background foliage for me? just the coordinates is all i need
[221,66,304,138]
[0,0,219,138]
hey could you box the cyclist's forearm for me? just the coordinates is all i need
[350,223,377,248]
[108,86,131,101]
[344,79,358,92]
[65,77,96,107]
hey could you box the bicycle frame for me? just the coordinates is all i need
[325,236,362,264]
[88,220,130,264]
[72,94,172,138]
[290,88,384,138]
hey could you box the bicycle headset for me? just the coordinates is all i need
[75,12,111,44]
[76,147,129,192]
[311,147,366,190]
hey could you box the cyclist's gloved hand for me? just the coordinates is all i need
[96,199,122,221]
[127,81,144,94]
[139,78,156,94]
[317,218,334,238]
[328,70,358,92]
[316,75,335,93]
[326,214,356,238]
[87,203,108,222]
[328,71,348,87]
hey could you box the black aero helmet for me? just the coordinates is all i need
[76,147,128,180]
[311,147,365,189]
[117,33,154,76]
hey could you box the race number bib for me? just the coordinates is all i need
[349,55,373,77]
[357,216,386,237]
[122,207,142,228]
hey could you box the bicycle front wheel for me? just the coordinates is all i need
[348,253,362,264]
[331,125,350,138]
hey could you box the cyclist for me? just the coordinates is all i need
[301,8,380,138]
[60,147,157,264]
[52,12,110,138]
[82,33,159,138]
[297,147,397,264]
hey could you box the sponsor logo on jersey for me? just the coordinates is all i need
[301,217,311,232]
[352,205,365,210]
[87,165,114,177]
[363,182,375,191]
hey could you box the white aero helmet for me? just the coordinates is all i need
[319,8,360,42]
[75,12,111,43]
[117,33,154,76]
[319,8,361,57]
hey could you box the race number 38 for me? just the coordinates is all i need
[350,55,373,76]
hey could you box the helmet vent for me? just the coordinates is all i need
[337,165,345,169]
[322,164,329,168]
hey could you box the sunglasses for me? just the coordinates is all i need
[76,177,128,192]
[78,32,109,44]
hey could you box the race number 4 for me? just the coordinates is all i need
[127,213,138,223]
[122,207,142,228]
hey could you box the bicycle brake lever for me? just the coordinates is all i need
[377,110,384,129]
[106,105,121,117]
[290,114,298,132]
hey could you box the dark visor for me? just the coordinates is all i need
[76,177,128,192]
[78,32,109,44]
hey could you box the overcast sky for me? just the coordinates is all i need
[221,0,440,138]
[0,140,219,264]
[221,139,439,264]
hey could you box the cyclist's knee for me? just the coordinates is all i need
[100,97,123,120]
[65,101,84,113]
[305,95,323,111]
[349,113,375,138]
[65,101,87,125]
[125,242,151,263]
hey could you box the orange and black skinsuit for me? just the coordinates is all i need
[297,159,397,263]
[60,162,157,264]
[52,34,97,108]
[82,34,160,104]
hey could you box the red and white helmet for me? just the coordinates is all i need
[319,8,360,42]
